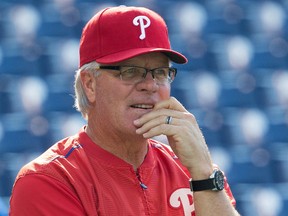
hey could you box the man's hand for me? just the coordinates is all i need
[134,97,213,179]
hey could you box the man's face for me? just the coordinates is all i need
[90,52,171,137]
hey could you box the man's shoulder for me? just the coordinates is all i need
[149,139,177,159]
[16,135,84,182]
[149,139,179,161]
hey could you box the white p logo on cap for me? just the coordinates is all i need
[133,15,151,40]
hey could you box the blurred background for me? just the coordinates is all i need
[0,0,288,215]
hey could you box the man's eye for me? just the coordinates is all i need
[122,68,140,78]
[122,68,142,77]
[154,69,168,76]
[125,68,136,73]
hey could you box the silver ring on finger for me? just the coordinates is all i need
[165,116,173,125]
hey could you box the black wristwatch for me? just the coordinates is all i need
[189,169,225,192]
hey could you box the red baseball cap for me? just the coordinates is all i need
[79,6,188,67]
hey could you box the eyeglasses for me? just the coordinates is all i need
[97,65,177,84]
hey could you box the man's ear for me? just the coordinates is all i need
[80,71,97,103]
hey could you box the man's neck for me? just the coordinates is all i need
[85,125,149,170]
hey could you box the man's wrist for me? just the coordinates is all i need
[188,166,214,180]
[189,169,225,192]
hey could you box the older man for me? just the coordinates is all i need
[10,6,240,216]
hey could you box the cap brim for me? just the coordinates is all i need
[95,48,188,64]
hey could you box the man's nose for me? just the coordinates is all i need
[136,71,159,92]
[142,70,155,81]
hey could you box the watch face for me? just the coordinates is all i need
[214,170,225,191]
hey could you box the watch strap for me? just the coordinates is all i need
[189,169,225,192]
[189,178,215,192]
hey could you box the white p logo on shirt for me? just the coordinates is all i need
[133,15,151,40]
[169,188,195,216]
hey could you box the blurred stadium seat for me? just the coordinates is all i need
[0,0,288,215]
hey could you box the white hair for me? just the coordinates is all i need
[74,61,101,120]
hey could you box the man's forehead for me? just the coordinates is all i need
[117,53,170,66]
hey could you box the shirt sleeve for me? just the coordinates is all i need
[223,175,236,207]
[9,174,89,216]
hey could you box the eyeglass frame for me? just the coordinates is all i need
[96,65,177,84]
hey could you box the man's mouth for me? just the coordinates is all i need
[130,104,154,109]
